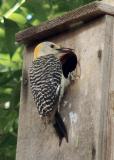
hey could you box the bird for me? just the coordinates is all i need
[29,41,77,146]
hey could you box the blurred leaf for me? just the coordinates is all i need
[0,133,16,160]
[8,13,26,25]
[0,69,22,86]
[23,0,49,22]
[0,72,13,86]
[4,18,19,57]
[10,81,21,109]
[0,27,5,37]
[0,0,2,6]
[0,133,17,148]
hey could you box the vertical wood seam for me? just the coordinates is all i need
[106,17,114,160]
[97,15,114,160]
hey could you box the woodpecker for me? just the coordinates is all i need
[29,41,77,146]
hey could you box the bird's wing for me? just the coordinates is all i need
[29,54,62,116]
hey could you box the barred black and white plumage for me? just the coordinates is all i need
[29,41,78,146]
[29,54,62,116]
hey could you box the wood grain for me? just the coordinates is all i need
[15,1,114,44]
[97,15,114,160]
[16,17,109,160]
[108,14,114,160]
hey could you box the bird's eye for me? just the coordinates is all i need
[50,44,55,48]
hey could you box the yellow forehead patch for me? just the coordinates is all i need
[34,43,43,60]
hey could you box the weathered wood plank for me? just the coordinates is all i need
[97,15,114,160]
[108,15,114,160]
[109,93,114,160]
[15,1,114,44]
[16,17,108,160]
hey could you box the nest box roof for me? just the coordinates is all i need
[15,1,114,44]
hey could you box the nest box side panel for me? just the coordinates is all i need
[16,16,111,160]
[107,16,114,160]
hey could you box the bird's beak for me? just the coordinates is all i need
[56,47,74,53]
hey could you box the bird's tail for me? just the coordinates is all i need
[53,111,68,146]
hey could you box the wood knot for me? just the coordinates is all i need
[98,49,102,60]
[23,70,28,86]
[23,78,28,86]
[92,144,96,160]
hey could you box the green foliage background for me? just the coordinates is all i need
[0,0,99,159]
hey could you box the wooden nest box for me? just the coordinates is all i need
[16,1,114,160]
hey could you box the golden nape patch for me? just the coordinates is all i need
[34,44,43,60]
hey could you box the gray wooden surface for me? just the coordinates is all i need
[16,14,114,160]
[97,15,114,160]
[107,15,114,160]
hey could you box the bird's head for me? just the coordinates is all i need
[33,41,75,59]
[33,41,61,60]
